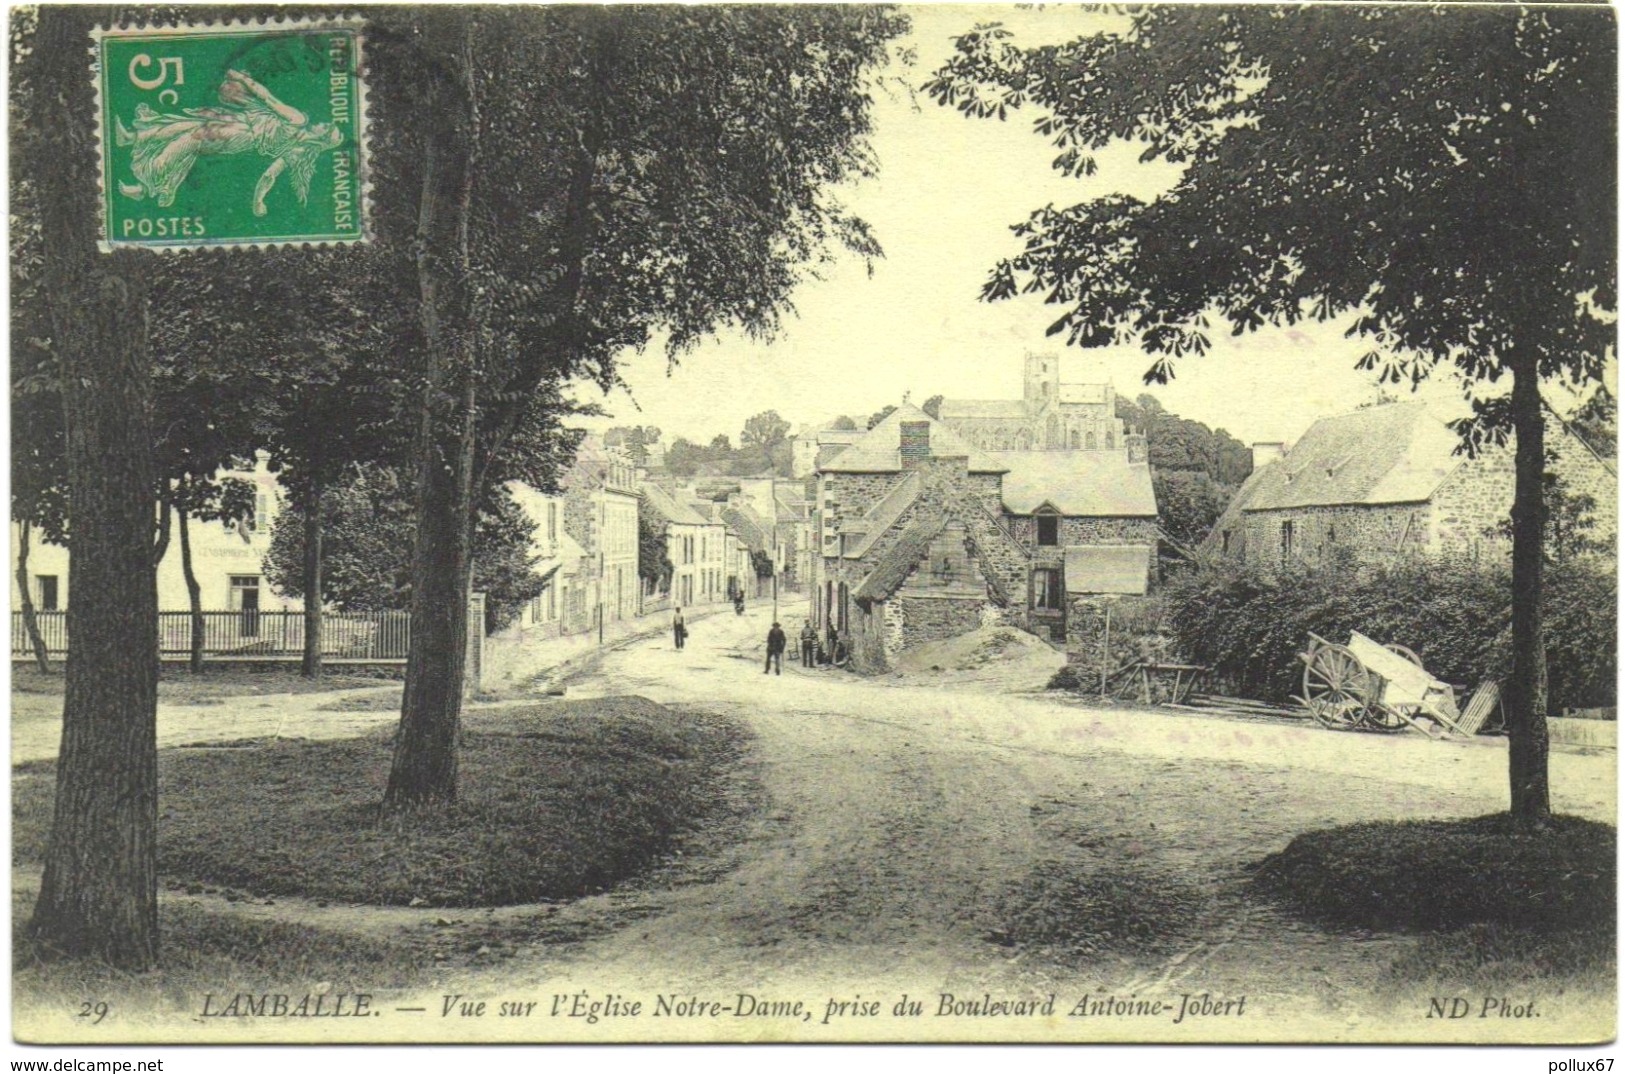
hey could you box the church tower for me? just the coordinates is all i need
[1022,352,1060,412]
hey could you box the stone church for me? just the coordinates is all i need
[937,352,1143,455]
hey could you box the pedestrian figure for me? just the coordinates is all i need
[824,623,838,665]
[765,621,786,675]
[799,619,817,667]
[673,608,686,650]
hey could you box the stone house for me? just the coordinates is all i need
[810,403,1159,672]
[1204,401,1617,566]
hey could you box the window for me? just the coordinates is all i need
[1280,520,1295,560]
[1032,568,1064,611]
[1085,432,1097,450]
[1105,432,1115,450]
[1036,514,1060,547]
[36,575,58,611]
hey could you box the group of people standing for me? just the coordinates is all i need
[672,606,846,673]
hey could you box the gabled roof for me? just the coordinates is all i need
[937,398,1029,420]
[721,503,772,551]
[852,515,945,605]
[818,403,1009,474]
[639,482,708,527]
[1064,545,1152,595]
[989,450,1158,517]
[1242,403,1462,511]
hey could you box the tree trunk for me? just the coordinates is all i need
[178,511,205,675]
[384,22,478,811]
[16,519,53,674]
[301,478,325,679]
[151,496,172,567]
[1505,359,1551,823]
[25,5,160,970]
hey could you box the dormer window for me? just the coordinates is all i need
[1036,512,1060,547]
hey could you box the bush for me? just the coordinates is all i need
[1165,553,1615,710]
[1252,813,1615,933]
[1046,664,1086,691]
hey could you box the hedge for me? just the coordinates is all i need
[1164,552,1616,712]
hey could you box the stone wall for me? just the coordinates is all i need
[896,594,984,651]
[1239,503,1428,566]
[1432,429,1616,555]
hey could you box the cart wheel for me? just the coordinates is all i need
[1361,701,1409,732]
[1302,643,1372,729]
[1384,643,1424,667]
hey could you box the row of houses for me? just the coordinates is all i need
[10,432,817,655]
[803,353,1616,675]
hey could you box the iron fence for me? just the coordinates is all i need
[14,609,411,662]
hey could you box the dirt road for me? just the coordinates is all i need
[424,600,1613,1043]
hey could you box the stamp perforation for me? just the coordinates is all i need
[91,15,371,253]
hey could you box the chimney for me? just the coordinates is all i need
[1124,428,1148,464]
[1252,442,1286,470]
[899,420,931,468]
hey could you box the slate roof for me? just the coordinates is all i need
[639,482,708,527]
[988,450,1158,517]
[1241,403,1463,511]
[1064,545,1153,595]
[852,515,945,605]
[818,403,1009,474]
[937,398,1029,420]
[720,503,772,551]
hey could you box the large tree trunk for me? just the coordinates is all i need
[301,479,325,679]
[26,5,160,970]
[178,511,205,675]
[1505,360,1551,823]
[384,22,478,811]
[16,519,52,674]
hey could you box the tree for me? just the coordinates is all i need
[1117,393,1252,486]
[831,415,859,431]
[637,496,675,592]
[741,410,792,452]
[1154,470,1234,552]
[929,6,1614,823]
[867,405,898,430]
[265,467,550,635]
[665,437,703,478]
[14,5,161,967]
[922,394,945,420]
[605,424,662,467]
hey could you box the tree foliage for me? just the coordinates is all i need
[1117,393,1251,486]
[264,467,546,634]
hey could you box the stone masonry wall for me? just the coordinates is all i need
[1240,503,1428,566]
[896,595,984,651]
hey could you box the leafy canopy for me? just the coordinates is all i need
[927,7,1615,409]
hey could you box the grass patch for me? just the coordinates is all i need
[12,664,403,705]
[1251,813,1615,933]
[13,901,427,1018]
[991,858,1213,960]
[14,696,751,908]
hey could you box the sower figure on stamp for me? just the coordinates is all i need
[116,68,342,216]
[673,607,686,650]
[799,619,817,667]
[764,621,786,675]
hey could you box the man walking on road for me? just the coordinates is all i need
[673,608,686,650]
[799,620,817,667]
[765,621,786,675]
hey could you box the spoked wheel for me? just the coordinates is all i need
[1360,700,1410,732]
[1302,643,1372,729]
[1385,643,1424,667]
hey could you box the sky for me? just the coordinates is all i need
[573,4,1607,452]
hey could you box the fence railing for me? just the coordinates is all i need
[14,609,411,662]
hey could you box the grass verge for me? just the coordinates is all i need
[13,664,402,704]
[1251,813,1615,933]
[14,696,752,908]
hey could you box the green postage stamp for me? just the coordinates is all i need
[94,21,366,250]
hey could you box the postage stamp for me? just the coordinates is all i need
[93,21,366,250]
